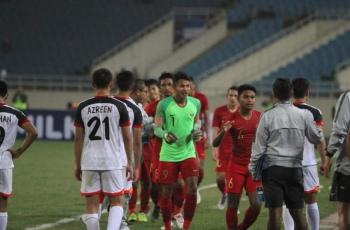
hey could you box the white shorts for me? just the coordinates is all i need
[123,167,133,195]
[81,170,124,197]
[0,169,12,197]
[303,165,320,193]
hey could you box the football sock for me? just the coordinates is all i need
[107,206,123,230]
[0,212,8,230]
[216,177,226,195]
[183,194,197,230]
[282,205,294,230]
[84,213,100,230]
[226,207,238,230]
[128,186,137,213]
[239,207,259,229]
[150,183,159,206]
[307,203,320,230]
[160,196,173,230]
[140,183,150,213]
[173,183,185,215]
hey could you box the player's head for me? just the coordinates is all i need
[131,79,148,104]
[187,75,196,96]
[0,81,8,99]
[173,72,192,100]
[158,72,174,97]
[292,78,309,99]
[273,78,292,101]
[226,85,238,106]
[145,78,160,101]
[115,70,136,92]
[238,84,256,110]
[92,68,113,90]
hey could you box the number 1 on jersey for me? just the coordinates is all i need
[87,117,110,141]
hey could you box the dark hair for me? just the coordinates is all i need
[132,79,146,92]
[92,68,112,89]
[0,81,7,97]
[273,78,292,101]
[292,78,309,99]
[173,72,191,85]
[238,84,256,97]
[227,85,238,95]
[158,72,173,83]
[145,78,159,88]
[115,70,135,91]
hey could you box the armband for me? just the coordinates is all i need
[154,126,165,139]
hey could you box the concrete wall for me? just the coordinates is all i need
[93,19,174,75]
[147,18,227,76]
[199,20,349,91]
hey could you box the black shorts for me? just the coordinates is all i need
[329,171,350,203]
[262,166,304,209]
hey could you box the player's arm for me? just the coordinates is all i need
[154,101,177,143]
[74,126,84,181]
[212,121,232,147]
[212,126,220,160]
[204,110,210,146]
[133,127,142,180]
[10,121,37,159]
[347,128,350,160]
[315,123,328,177]
[121,125,134,180]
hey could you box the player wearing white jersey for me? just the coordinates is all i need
[0,81,37,230]
[74,68,133,230]
[114,70,143,230]
[282,78,327,230]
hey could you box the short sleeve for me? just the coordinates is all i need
[119,104,131,127]
[156,100,165,118]
[16,110,29,127]
[314,109,324,127]
[74,104,84,127]
[201,94,209,112]
[212,108,220,128]
[133,107,143,128]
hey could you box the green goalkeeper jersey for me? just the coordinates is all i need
[156,96,201,162]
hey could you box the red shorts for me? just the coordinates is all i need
[215,158,230,173]
[225,160,261,194]
[150,160,160,183]
[158,158,199,184]
[195,138,206,160]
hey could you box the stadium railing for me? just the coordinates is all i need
[195,9,350,81]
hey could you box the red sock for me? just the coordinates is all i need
[226,207,238,230]
[239,207,259,230]
[183,194,197,230]
[140,183,150,213]
[160,196,173,230]
[216,177,226,195]
[172,183,185,215]
[197,168,204,185]
[128,185,137,213]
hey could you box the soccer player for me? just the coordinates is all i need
[114,70,143,229]
[144,73,174,221]
[189,78,209,203]
[282,78,327,230]
[212,86,239,210]
[326,89,350,230]
[145,78,160,104]
[155,72,201,230]
[0,81,37,230]
[250,78,323,230]
[74,68,133,230]
[213,84,261,230]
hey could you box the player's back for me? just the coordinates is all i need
[0,104,28,169]
[75,96,130,171]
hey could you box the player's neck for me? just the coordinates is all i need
[227,103,238,112]
[173,95,187,107]
[240,107,252,118]
[115,91,130,98]
[95,89,110,97]
[294,97,307,104]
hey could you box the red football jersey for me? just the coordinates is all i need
[212,105,236,159]
[229,110,261,166]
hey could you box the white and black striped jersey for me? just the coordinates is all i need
[294,101,324,166]
[74,96,130,170]
[0,103,29,169]
[114,96,143,167]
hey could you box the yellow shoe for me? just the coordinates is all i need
[128,212,138,222]
[137,212,148,222]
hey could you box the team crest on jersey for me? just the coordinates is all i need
[189,113,195,118]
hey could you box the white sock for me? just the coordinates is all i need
[0,212,8,230]
[107,206,123,230]
[84,213,100,230]
[307,203,320,230]
[282,205,294,230]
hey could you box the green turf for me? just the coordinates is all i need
[7,141,336,229]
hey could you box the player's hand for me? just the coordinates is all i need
[192,129,203,142]
[75,166,82,181]
[133,167,140,182]
[320,156,332,178]
[164,132,178,144]
[8,148,22,159]
[127,164,134,181]
[212,148,219,161]
[222,121,233,132]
